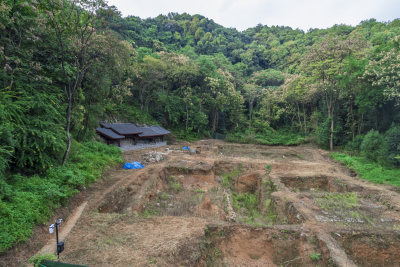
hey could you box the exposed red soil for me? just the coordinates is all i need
[1,140,400,267]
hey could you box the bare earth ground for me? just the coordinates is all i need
[1,140,400,266]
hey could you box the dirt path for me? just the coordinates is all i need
[2,141,400,267]
[36,201,88,256]
[33,165,152,259]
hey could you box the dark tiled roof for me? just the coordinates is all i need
[138,126,171,137]
[96,128,125,139]
[109,123,143,135]
[97,122,170,138]
[138,127,159,137]
[150,125,170,135]
[99,121,112,128]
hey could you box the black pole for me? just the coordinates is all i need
[55,222,59,259]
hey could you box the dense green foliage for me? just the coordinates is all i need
[226,128,305,146]
[1,0,400,252]
[360,130,386,163]
[384,125,400,167]
[331,153,400,186]
[0,141,122,252]
[232,192,260,223]
[100,9,400,149]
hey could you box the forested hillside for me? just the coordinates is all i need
[98,7,400,152]
[1,0,400,253]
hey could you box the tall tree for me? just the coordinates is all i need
[302,35,368,150]
[40,0,105,164]
[243,83,260,127]
[364,35,400,101]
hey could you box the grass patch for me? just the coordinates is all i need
[316,192,373,224]
[232,192,260,223]
[171,128,201,142]
[264,198,277,224]
[141,206,158,218]
[310,251,321,261]
[331,152,400,187]
[264,164,272,175]
[168,175,181,192]
[221,168,241,188]
[226,128,306,146]
[0,141,122,253]
[29,253,57,267]
[316,192,358,212]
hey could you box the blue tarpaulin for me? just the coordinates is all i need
[123,162,144,169]
[182,146,190,150]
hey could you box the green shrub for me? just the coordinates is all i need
[345,135,364,155]
[0,90,65,175]
[360,130,387,163]
[29,253,57,267]
[316,117,345,149]
[331,152,400,187]
[0,146,12,175]
[0,141,122,253]
[310,251,321,261]
[264,165,272,175]
[104,103,157,125]
[226,128,305,146]
[171,128,201,142]
[316,118,331,149]
[384,125,400,167]
[232,192,260,221]
[168,175,181,192]
[221,169,241,188]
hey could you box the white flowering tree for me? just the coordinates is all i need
[365,36,400,101]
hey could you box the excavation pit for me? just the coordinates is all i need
[17,141,400,267]
[147,185,226,219]
[280,175,348,192]
[313,192,399,226]
[217,145,309,161]
[137,170,305,225]
[166,160,213,176]
[213,160,260,175]
[98,188,130,213]
[199,225,335,267]
[141,172,225,218]
[333,231,400,267]
[225,174,304,225]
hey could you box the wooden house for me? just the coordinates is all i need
[96,122,170,147]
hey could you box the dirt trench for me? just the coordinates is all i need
[2,140,400,267]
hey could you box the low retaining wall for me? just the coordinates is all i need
[120,141,167,151]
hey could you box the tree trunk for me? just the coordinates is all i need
[185,105,189,131]
[358,114,364,135]
[62,94,72,165]
[325,88,336,151]
[249,99,254,127]
[302,103,307,135]
[296,102,302,131]
[81,101,91,140]
[139,86,145,111]
[330,115,334,151]
[329,104,335,151]
[9,79,14,91]
[211,110,218,135]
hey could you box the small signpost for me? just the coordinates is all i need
[43,220,87,266]
[49,219,64,259]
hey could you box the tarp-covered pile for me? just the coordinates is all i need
[123,162,144,169]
